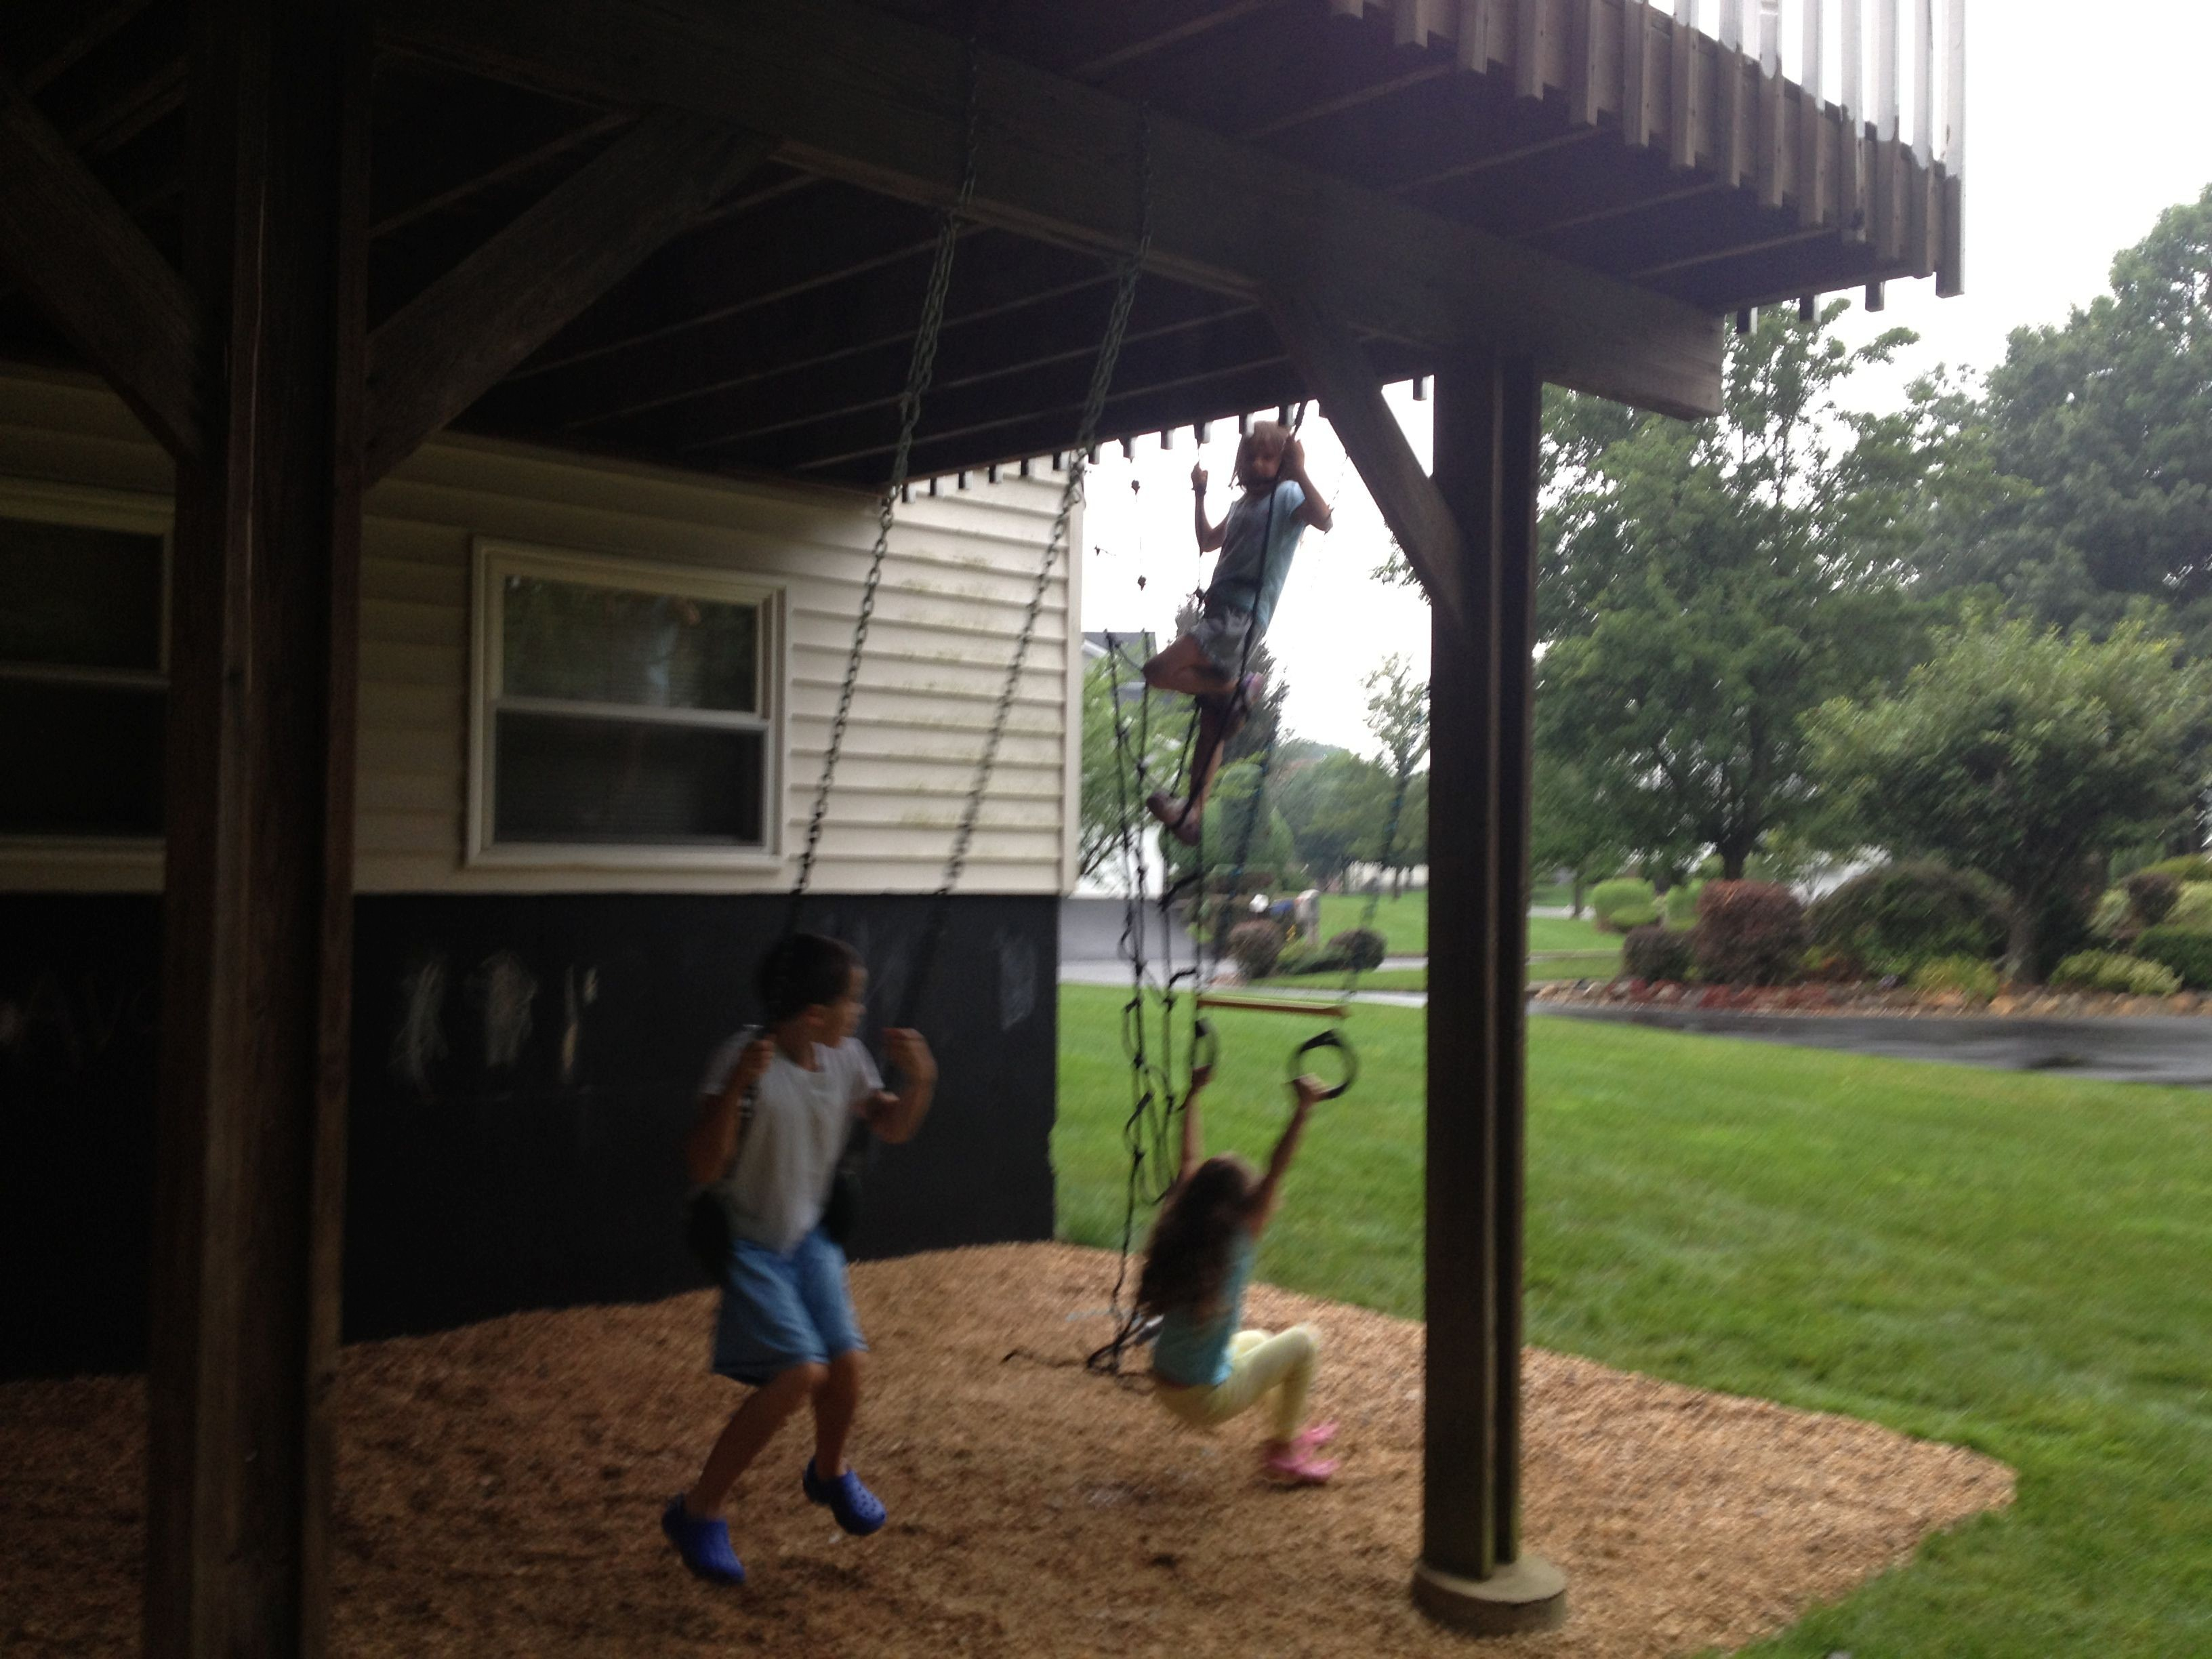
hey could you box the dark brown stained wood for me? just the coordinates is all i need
[1797,83,1828,228]
[1668,8,1698,169]
[1908,154,1936,276]
[1266,290,1466,628]
[1756,64,1786,208]
[3,0,159,96]
[1457,0,1496,69]
[371,110,630,239]
[1839,118,1867,242]
[1718,43,1749,190]
[1870,133,1903,258]
[527,232,1119,438]
[1514,0,1543,99]
[0,59,200,457]
[673,282,1253,461]
[375,0,1727,421]
[146,0,367,1652]
[1936,166,1961,297]
[1566,0,1601,125]
[1419,349,1544,1586]
[363,109,773,483]
[1619,0,1651,148]
[39,0,188,157]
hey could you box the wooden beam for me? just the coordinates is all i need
[3,0,159,96]
[1266,290,1466,630]
[146,1,369,1652]
[363,108,771,483]
[375,0,1725,421]
[0,59,200,458]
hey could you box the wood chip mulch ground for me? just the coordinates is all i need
[3,1243,2011,1658]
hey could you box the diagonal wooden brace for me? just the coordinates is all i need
[363,107,773,483]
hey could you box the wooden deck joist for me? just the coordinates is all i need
[372,0,1728,423]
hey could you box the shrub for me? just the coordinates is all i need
[2049,951,2182,997]
[1692,880,1808,986]
[1326,927,1387,973]
[1622,924,1696,982]
[1802,944,1866,983]
[1591,878,1660,934]
[2089,887,2135,943]
[2167,883,2212,928]
[2124,870,2182,928]
[1226,919,1286,981]
[1273,934,1315,976]
[2139,854,2212,884]
[1664,880,1704,927]
[1805,860,2008,976]
[1910,955,2001,1000]
[2134,926,2212,991]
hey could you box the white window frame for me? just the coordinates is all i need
[0,478,173,861]
[468,538,785,871]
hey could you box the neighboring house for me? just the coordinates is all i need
[0,367,1080,1373]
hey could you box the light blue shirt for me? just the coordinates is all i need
[1206,479,1307,634]
[1151,1227,1258,1388]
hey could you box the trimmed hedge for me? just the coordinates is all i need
[1623,924,1696,983]
[1911,955,2001,1000]
[1591,878,1660,933]
[2050,951,2182,997]
[2167,884,2212,928]
[1692,880,1807,986]
[2139,854,2212,884]
[2135,926,2212,991]
[1805,860,2007,976]
[2124,870,2182,929]
[1326,927,1387,973]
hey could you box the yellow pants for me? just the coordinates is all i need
[1153,1325,1320,1442]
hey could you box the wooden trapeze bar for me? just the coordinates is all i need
[1194,991,1351,1019]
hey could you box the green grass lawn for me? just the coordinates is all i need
[1315,890,1427,955]
[1054,985,2212,1656]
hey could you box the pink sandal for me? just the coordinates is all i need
[1261,1444,1340,1486]
[1290,1420,1338,1454]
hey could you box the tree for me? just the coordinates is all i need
[1919,188,2212,653]
[1173,595,1288,763]
[1077,646,1185,882]
[1275,749,1387,890]
[1808,615,2212,980]
[1536,303,1955,876]
[1529,758,1624,915]
[1361,654,1429,891]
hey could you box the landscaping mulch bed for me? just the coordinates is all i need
[1533,977,2212,1019]
[4,1244,2011,1658]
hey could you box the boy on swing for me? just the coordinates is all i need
[663,933,937,1585]
[1143,417,1333,845]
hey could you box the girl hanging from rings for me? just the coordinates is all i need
[1138,1058,1339,1485]
[1141,418,1333,844]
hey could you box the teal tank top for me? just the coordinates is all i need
[1151,1228,1258,1388]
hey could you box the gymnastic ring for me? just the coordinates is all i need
[1190,1016,1220,1084]
[1291,1028,1356,1101]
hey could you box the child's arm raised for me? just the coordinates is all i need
[1172,1056,1214,1189]
[1191,462,1225,552]
[1246,1075,1324,1235]
[684,1036,773,1187]
[861,1027,937,1144]
[1282,438,1334,533]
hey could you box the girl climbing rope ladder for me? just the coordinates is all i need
[1141,419,1332,845]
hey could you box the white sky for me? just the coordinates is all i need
[1078,1,2212,754]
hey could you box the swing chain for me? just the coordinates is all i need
[789,40,983,909]
[934,115,1155,900]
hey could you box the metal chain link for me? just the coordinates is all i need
[788,43,983,910]
[932,117,1155,901]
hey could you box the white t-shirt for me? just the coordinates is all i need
[697,1029,883,1253]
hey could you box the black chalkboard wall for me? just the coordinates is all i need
[0,891,1058,1378]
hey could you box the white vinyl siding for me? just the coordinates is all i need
[0,367,1080,896]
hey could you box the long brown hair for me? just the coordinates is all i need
[1230,420,1292,493]
[1136,1155,1255,1319]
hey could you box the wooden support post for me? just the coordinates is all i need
[1620,0,1651,150]
[1408,353,1563,1637]
[146,1,368,1654]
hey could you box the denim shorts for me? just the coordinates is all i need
[1191,600,1261,678]
[712,1225,866,1387]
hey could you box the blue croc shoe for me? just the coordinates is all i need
[662,1496,746,1584]
[802,1460,887,1536]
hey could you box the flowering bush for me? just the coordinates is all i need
[1692,880,1807,986]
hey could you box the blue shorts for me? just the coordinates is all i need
[712,1226,865,1387]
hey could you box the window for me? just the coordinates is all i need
[0,488,170,840]
[472,543,779,864]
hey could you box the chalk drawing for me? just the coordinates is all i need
[471,951,537,1071]
[998,929,1037,1031]
[560,965,598,1085]
[390,954,449,1093]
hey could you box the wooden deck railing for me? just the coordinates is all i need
[1327,0,1965,298]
